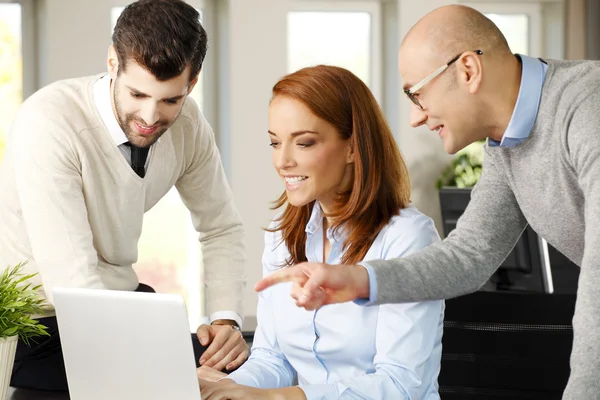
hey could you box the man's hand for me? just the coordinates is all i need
[196,323,248,371]
[254,262,371,310]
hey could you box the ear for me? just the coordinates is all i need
[456,50,483,95]
[107,45,119,80]
[345,138,355,164]
[187,73,200,95]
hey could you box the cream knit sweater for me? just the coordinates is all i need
[0,74,246,318]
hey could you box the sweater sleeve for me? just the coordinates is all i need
[363,151,528,304]
[175,109,246,321]
[560,83,600,399]
[11,111,107,304]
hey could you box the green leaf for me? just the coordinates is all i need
[2,301,26,309]
[0,262,50,341]
[1,326,19,336]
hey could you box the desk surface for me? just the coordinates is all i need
[7,388,69,400]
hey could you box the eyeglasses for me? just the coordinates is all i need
[404,49,483,110]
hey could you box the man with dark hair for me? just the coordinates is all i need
[0,0,247,391]
[257,4,600,399]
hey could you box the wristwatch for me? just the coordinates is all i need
[212,319,241,332]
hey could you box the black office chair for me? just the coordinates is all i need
[438,291,576,399]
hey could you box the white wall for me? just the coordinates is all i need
[225,0,287,320]
[36,0,115,86]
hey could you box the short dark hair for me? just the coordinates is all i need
[112,0,207,82]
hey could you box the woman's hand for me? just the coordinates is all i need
[199,379,306,400]
[196,365,229,382]
[199,379,274,400]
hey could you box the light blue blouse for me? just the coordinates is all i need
[228,203,444,399]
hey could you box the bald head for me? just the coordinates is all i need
[401,5,512,63]
[398,5,523,155]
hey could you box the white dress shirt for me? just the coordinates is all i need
[92,75,153,167]
[228,203,444,399]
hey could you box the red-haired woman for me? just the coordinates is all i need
[199,65,444,400]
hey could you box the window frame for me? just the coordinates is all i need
[288,0,383,104]
[0,0,35,98]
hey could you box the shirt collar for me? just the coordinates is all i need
[93,74,129,146]
[304,202,348,243]
[305,202,323,237]
[489,54,548,148]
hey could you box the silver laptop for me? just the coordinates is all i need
[53,287,201,400]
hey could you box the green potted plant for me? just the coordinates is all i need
[436,140,485,241]
[0,262,49,398]
[436,139,485,190]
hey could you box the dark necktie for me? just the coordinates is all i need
[125,142,149,178]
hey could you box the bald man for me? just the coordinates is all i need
[256,5,600,399]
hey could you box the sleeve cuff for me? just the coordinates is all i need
[210,311,244,330]
[353,262,378,306]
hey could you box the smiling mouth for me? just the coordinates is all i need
[133,121,160,135]
[431,125,446,137]
[284,176,308,184]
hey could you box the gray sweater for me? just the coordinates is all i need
[367,59,600,398]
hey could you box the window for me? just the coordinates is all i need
[0,2,22,162]
[462,2,543,56]
[110,3,209,328]
[287,1,382,102]
[486,14,529,55]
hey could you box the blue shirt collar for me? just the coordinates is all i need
[489,54,548,147]
[305,202,322,237]
[305,202,347,243]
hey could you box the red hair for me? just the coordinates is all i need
[268,65,411,265]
